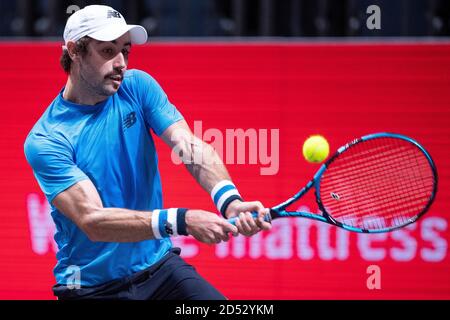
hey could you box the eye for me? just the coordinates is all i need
[122,48,130,57]
[102,48,114,55]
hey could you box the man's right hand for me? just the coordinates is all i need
[185,210,238,244]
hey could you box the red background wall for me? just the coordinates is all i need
[0,42,448,299]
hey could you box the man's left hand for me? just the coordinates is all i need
[225,200,272,237]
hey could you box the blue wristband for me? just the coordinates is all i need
[176,208,188,236]
[211,180,243,217]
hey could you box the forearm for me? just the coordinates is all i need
[84,207,236,245]
[52,180,189,243]
[183,140,244,218]
[82,207,153,242]
[162,121,242,217]
[183,140,231,193]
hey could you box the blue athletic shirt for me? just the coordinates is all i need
[24,69,183,287]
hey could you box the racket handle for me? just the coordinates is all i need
[227,211,272,225]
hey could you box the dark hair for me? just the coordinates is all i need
[59,36,92,74]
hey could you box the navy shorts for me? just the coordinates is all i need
[53,248,226,300]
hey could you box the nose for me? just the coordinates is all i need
[113,52,126,71]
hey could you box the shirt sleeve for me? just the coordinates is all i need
[24,133,88,203]
[132,69,184,136]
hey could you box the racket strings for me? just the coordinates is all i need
[338,198,430,229]
[323,162,433,213]
[319,137,435,230]
[325,144,407,175]
[326,162,431,227]
[322,151,432,210]
[330,191,431,219]
[322,145,430,185]
[323,144,430,195]
[326,165,431,228]
[323,147,429,185]
[323,160,433,200]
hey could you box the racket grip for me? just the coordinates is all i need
[227,211,272,226]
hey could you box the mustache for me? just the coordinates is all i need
[104,71,124,79]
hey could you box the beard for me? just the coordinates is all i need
[79,64,124,99]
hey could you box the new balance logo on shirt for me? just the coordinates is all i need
[123,111,137,129]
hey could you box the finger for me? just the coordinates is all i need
[220,232,230,242]
[254,201,264,210]
[220,225,235,240]
[211,232,222,244]
[223,219,239,236]
[244,212,260,233]
[239,212,253,234]
[260,220,272,230]
[208,236,217,244]
[233,213,242,227]
[245,212,258,229]
[256,208,272,230]
[241,201,264,213]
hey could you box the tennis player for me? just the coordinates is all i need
[24,5,271,300]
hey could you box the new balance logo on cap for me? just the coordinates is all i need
[107,10,121,19]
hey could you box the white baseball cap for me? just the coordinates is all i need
[63,5,148,45]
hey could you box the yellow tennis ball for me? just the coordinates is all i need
[302,135,330,163]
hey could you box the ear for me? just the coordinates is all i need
[66,41,78,61]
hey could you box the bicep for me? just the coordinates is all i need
[52,179,103,227]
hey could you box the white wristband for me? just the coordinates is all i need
[151,209,162,239]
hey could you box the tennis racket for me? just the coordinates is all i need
[228,133,438,233]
